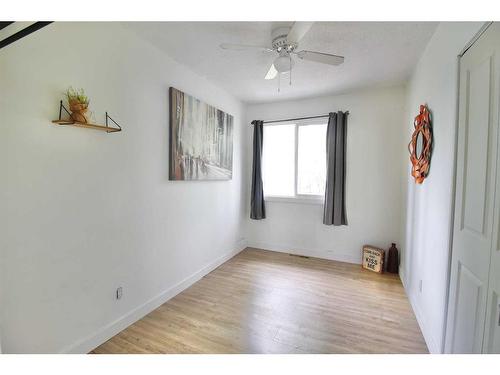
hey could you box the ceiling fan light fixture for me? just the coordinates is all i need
[219,22,345,90]
[273,54,294,73]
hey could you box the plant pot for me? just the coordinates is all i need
[68,99,89,123]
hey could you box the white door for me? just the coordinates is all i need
[445,23,500,354]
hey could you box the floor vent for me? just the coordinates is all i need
[289,254,310,259]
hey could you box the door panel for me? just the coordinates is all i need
[452,262,483,353]
[445,23,500,353]
[461,57,491,236]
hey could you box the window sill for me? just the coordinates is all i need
[264,196,324,205]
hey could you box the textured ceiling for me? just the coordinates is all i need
[124,22,438,103]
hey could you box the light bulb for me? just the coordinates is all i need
[273,54,295,73]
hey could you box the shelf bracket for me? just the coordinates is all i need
[105,112,122,133]
[57,100,72,120]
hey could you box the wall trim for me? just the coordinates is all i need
[60,241,247,354]
[400,272,440,354]
[247,241,362,265]
[458,22,493,57]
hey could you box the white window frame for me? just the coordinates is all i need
[263,118,327,205]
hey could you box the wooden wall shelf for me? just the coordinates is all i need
[52,101,122,133]
[52,119,121,133]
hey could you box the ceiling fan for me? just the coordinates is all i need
[220,22,344,88]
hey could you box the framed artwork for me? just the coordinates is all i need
[169,87,234,180]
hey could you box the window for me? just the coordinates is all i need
[262,120,327,201]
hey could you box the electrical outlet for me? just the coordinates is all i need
[116,287,123,300]
[419,280,423,293]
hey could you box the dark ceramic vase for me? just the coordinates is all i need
[386,243,399,274]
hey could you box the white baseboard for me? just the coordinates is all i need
[399,272,441,354]
[247,241,362,265]
[61,241,247,354]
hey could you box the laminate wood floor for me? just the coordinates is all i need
[92,248,428,354]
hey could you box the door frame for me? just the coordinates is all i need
[442,21,494,353]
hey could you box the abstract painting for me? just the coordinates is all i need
[169,87,234,180]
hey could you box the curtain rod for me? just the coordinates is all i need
[258,112,349,125]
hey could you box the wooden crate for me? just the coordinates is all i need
[362,245,385,273]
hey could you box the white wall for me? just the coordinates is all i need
[245,87,407,264]
[0,22,246,353]
[402,22,484,354]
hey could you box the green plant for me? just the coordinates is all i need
[65,87,89,105]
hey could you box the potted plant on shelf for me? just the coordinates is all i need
[66,87,90,123]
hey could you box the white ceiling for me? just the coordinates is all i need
[124,22,438,104]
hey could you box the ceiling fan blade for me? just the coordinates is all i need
[265,64,278,80]
[287,22,314,44]
[295,50,344,66]
[220,43,273,52]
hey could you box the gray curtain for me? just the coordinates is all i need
[250,120,266,220]
[323,111,348,226]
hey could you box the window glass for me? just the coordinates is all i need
[297,124,327,196]
[262,124,295,197]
